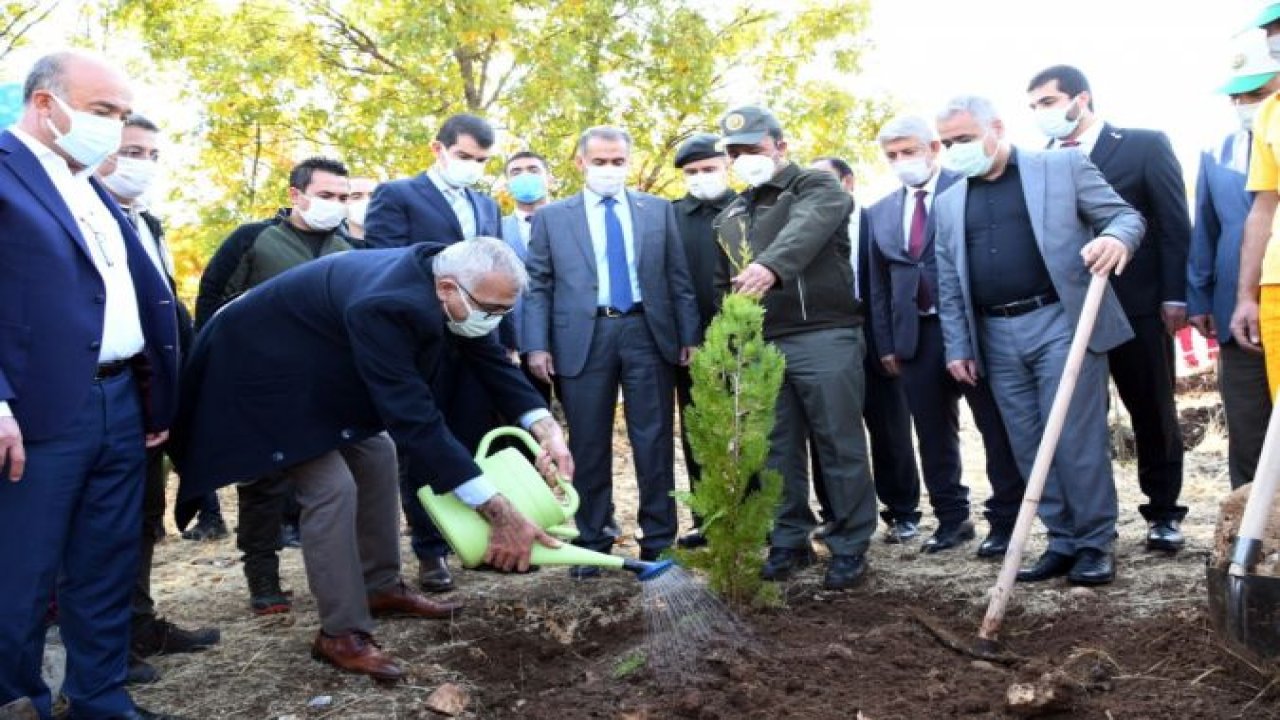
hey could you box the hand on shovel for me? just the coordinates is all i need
[1080,235,1130,277]
[478,494,561,572]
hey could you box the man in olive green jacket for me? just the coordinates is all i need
[192,156,354,616]
[713,105,876,591]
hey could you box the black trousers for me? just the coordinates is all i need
[132,446,167,625]
[236,474,296,581]
[814,354,920,525]
[674,364,703,526]
[1107,314,1186,522]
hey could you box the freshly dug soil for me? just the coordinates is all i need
[440,580,1278,720]
[1213,484,1280,576]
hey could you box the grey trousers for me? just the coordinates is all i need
[1219,342,1272,489]
[769,327,878,557]
[289,433,401,635]
[979,304,1117,555]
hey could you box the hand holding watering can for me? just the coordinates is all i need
[473,417,572,573]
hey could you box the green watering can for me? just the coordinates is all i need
[417,427,673,580]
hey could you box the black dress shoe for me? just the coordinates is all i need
[568,565,602,580]
[133,616,220,657]
[823,554,868,590]
[1145,520,1184,552]
[1016,550,1075,582]
[760,546,817,581]
[921,520,975,554]
[976,528,1012,558]
[675,531,708,549]
[417,556,454,593]
[883,520,920,544]
[1068,548,1115,585]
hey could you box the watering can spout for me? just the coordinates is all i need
[420,427,681,578]
[623,558,676,582]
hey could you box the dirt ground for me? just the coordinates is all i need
[130,384,1280,719]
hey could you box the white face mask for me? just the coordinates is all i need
[891,158,933,187]
[1269,35,1280,62]
[446,285,504,338]
[298,195,347,231]
[101,156,158,200]
[45,94,123,168]
[585,164,628,197]
[347,198,370,226]
[1237,102,1262,132]
[439,154,486,188]
[1033,99,1082,140]
[731,153,777,187]
[685,171,729,201]
[944,136,996,178]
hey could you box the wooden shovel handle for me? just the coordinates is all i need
[979,273,1110,642]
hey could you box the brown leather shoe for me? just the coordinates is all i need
[368,579,464,619]
[311,630,403,682]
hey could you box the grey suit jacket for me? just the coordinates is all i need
[503,213,529,350]
[524,190,701,378]
[866,169,962,362]
[935,148,1145,374]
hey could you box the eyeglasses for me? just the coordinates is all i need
[456,282,515,319]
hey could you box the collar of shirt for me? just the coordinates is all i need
[515,208,533,223]
[582,185,630,209]
[907,166,943,197]
[10,125,76,178]
[427,165,463,199]
[1054,116,1105,155]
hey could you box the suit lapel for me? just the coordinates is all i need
[626,191,645,270]
[0,132,96,264]
[1018,152,1050,257]
[880,189,909,261]
[412,173,464,242]
[568,193,596,272]
[1089,122,1122,170]
[944,179,971,292]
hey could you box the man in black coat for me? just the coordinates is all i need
[671,133,737,549]
[1027,65,1190,552]
[171,238,572,681]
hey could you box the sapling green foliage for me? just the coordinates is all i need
[676,237,786,607]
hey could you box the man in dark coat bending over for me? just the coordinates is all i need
[170,237,571,682]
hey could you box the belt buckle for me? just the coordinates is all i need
[603,306,622,318]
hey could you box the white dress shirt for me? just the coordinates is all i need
[427,166,478,240]
[899,169,941,250]
[1052,116,1105,154]
[12,127,145,364]
[130,205,175,283]
[515,208,533,249]
[582,187,643,307]
[847,197,861,299]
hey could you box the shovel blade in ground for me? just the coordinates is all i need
[1206,564,1280,670]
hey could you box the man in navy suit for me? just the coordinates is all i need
[502,150,555,402]
[1027,65,1190,553]
[865,116,1024,558]
[171,239,572,682]
[0,51,181,720]
[362,114,508,592]
[1188,35,1280,488]
[524,126,701,575]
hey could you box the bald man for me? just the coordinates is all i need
[0,52,182,720]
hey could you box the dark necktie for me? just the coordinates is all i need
[908,189,931,312]
[602,196,633,311]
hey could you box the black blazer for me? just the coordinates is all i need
[1084,123,1190,317]
[171,245,546,505]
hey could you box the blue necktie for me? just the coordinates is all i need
[603,196,633,311]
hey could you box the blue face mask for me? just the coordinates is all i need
[508,173,547,204]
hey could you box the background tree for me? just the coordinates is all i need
[108,0,888,298]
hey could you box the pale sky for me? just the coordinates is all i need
[854,0,1257,195]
